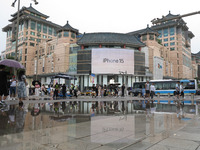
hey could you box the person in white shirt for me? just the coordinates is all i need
[180,82,184,99]
[150,83,156,99]
[10,75,17,100]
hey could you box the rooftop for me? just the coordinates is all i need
[77,32,145,47]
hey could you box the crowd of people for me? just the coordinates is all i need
[0,65,27,107]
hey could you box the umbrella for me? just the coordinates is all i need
[32,80,41,86]
[0,59,24,69]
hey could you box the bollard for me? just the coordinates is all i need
[195,103,198,115]
[191,93,194,105]
[168,99,170,104]
[157,93,160,104]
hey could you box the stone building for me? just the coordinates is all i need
[2,4,61,77]
[129,25,174,80]
[129,11,195,79]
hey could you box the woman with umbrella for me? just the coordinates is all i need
[0,65,12,105]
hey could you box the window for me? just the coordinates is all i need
[30,37,35,41]
[30,31,35,36]
[48,27,52,35]
[43,35,47,39]
[170,37,175,41]
[71,33,76,39]
[164,38,168,42]
[164,43,168,46]
[163,82,170,90]
[26,31,28,35]
[164,29,168,37]
[58,32,62,38]
[170,47,175,51]
[37,23,41,32]
[170,42,175,46]
[142,35,147,41]
[170,27,175,36]
[31,21,36,30]
[30,42,35,47]
[25,56,27,61]
[64,31,69,37]
[25,48,27,54]
[149,34,154,40]
[158,30,162,38]
[43,25,47,33]
[154,82,163,90]
[54,29,57,36]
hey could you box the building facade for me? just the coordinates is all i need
[2,4,61,76]
[2,6,198,89]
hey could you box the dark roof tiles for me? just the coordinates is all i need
[57,21,78,33]
[77,32,145,47]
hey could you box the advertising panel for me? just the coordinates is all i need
[153,56,163,80]
[92,48,134,74]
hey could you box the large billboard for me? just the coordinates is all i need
[92,48,134,74]
[153,56,163,80]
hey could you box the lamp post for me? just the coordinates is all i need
[12,0,39,61]
[36,31,40,80]
[119,71,127,96]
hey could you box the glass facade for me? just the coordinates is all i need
[43,25,47,34]
[48,27,52,35]
[37,23,41,32]
[64,31,69,37]
[164,38,168,42]
[164,29,168,37]
[170,27,175,36]
[31,21,36,30]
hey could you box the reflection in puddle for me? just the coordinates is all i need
[0,101,194,150]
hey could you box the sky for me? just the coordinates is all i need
[0,0,200,53]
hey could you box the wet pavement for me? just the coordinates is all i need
[0,99,200,150]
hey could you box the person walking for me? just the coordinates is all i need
[34,82,40,97]
[175,81,180,99]
[53,82,59,99]
[17,70,27,105]
[150,83,155,99]
[10,75,17,100]
[62,84,66,98]
[0,65,11,105]
[145,81,150,98]
[121,84,125,97]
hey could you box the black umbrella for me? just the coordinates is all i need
[32,80,41,86]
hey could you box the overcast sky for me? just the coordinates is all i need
[1,0,200,53]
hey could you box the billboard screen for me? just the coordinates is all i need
[92,48,134,74]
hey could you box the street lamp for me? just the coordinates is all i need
[36,31,40,80]
[119,71,128,96]
[11,0,39,61]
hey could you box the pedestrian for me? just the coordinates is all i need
[150,83,155,99]
[145,81,150,98]
[74,85,78,98]
[95,84,98,97]
[98,85,102,97]
[180,82,184,99]
[41,84,46,96]
[34,82,40,97]
[62,84,66,98]
[10,75,17,100]
[175,81,180,99]
[17,69,27,104]
[53,82,59,99]
[121,84,125,97]
[0,65,11,104]
[91,84,96,98]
